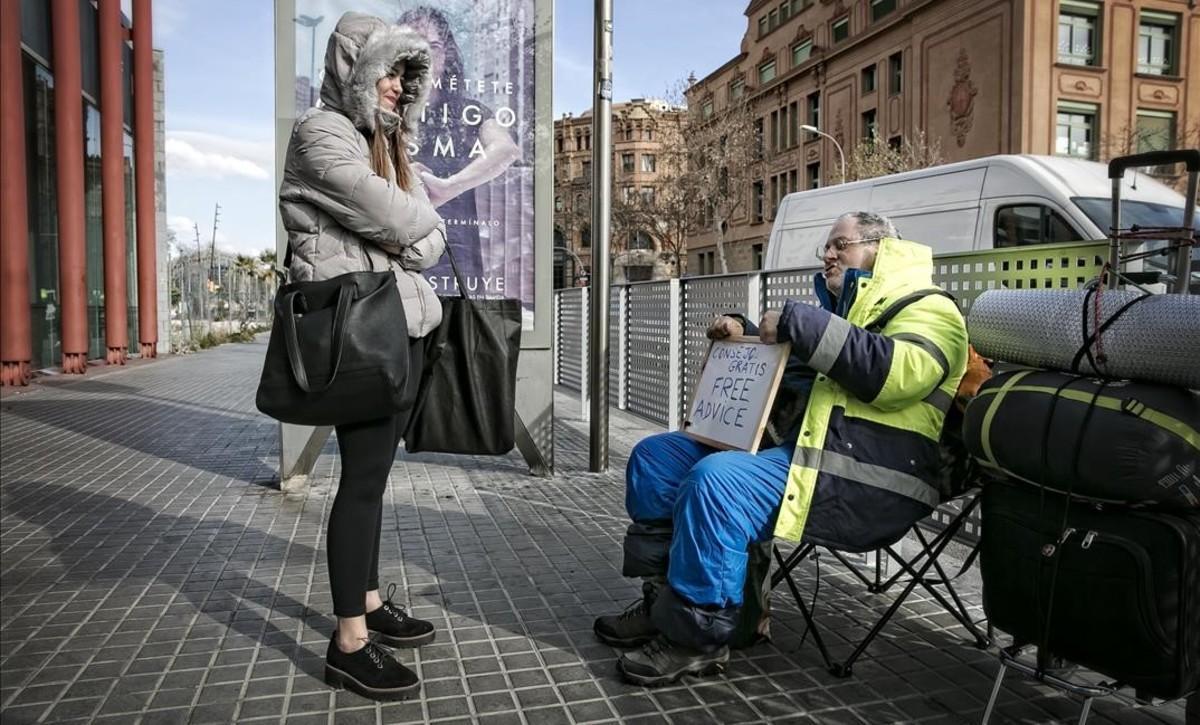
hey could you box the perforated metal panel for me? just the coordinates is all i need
[557,288,585,392]
[609,287,625,408]
[680,274,752,420]
[626,282,673,425]
[763,266,822,312]
[932,241,1108,314]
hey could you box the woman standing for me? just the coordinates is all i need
[278,12,444,700]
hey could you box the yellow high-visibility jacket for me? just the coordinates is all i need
[773,238,969,547]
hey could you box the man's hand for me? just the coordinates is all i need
[706,315,744,340]
[758,310,782,344]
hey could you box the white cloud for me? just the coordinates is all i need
[166,132,271,180]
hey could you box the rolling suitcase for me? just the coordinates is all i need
[980,478,1200,701]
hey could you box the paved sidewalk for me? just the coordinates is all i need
[0,339,1188,724]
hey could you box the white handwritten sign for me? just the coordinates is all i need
[683,336,791,453]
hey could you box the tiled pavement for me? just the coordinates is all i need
[0,339,1190,725]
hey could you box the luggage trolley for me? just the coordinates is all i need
[980,149,1200,725]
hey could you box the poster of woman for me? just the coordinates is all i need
[294,0,538,329]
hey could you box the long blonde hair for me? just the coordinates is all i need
[369,126,413,190]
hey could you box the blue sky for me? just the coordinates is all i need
[156,1,746,257]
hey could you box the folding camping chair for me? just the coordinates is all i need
[770,487,990,677]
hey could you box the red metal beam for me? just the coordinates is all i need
[133,0,156,358]
[99,0,128,364]
[53,0,91,374]
[0,0,32,385]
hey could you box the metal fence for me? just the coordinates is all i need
[553,241,1110,542]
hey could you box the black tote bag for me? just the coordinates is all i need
[404,246,522,454]
[256,271,410,426]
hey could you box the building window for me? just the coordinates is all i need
[792,39,812,67]
[889,52,903,95]
[729,78,745,102]
[758,16,769,38]
[1136,110,1177,175]
[1056,102,1098,159]
[832,17,849,44]
[555,196,563,211]
[753,243,765,269]
[641,154,657,173]
[862,109,877,140]
[627,266,653,282]
[788,101,799,148]
[770,176,780,219]
[622,186,635,203]
[770,110,780,154]
[556,136,564,153]
[870,0,896,22]
[788,168,798,193]
[759,59,777,85]
[580,224,591,247]
[807,162,821,189]
[888,135,902,150]
[702,99,714,119]
[754,118,765,159]
[862,64,876,94]
[807,92,820,136]
[582,160,591,178]
[641,186,655,205]
[1058,1,1100,67]
[769,9,778,30]
[621,153,635,174]
[780,2,791,22]
[753,181,765,224]
[630,230,654,250]
[1138,11,1178,75]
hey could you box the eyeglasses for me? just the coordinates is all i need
[815,237,880,260]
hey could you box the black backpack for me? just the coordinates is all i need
[865,289,984,501]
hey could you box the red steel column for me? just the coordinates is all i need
[0,0,32,385]
[99,0,127,364]
[52,0,90,374]
[132,0,156,357]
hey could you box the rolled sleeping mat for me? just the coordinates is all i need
[963,369,1200,509]
[967,289,1200,389]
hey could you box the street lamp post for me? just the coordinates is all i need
[800,124,846,184]
[294,14,323,109]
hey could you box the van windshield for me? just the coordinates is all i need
[1072,197,1197,272]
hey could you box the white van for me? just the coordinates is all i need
[765,154,1193,275]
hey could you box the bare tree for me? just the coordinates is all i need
[659,79,761,274]
[846,129,944,182]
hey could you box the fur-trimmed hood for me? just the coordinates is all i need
[318,11,433,136]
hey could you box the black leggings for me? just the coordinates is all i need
[328,337,423,617]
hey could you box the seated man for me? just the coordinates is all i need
[594,211,969,686]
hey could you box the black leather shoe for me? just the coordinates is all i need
[595,581,660,648]
[617,634,729,687]
[365,583,435,648]
[324,635,420,701]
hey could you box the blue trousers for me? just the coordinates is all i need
[626,431,790,609]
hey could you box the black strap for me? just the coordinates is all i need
[281,282,354,393]
[864,288,956,333]
[1069,284,1151,376]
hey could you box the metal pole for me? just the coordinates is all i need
[1108,177,1121,289]
[1173,171,1196,294]
[589,0,613,473]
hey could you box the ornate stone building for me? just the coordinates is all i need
[685,0,1199,274]
[553,98,686,287]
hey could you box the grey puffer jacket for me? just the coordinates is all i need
[279,12,445,338]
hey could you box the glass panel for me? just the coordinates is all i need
[24,59,60,369]
[759,60,776,84]
[833,18,849,43]
[125,132,137,351]
[84,104,104,360]
[792,40,812,66]
[871,0,896,22]
[995,205,1042,247]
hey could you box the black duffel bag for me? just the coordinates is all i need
[404,246,521,455]
[256,271,410,426]
[963,369,1199,509]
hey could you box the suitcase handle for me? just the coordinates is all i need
[1107,150,1200,178]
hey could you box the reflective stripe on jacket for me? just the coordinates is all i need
[773,238,969,542]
